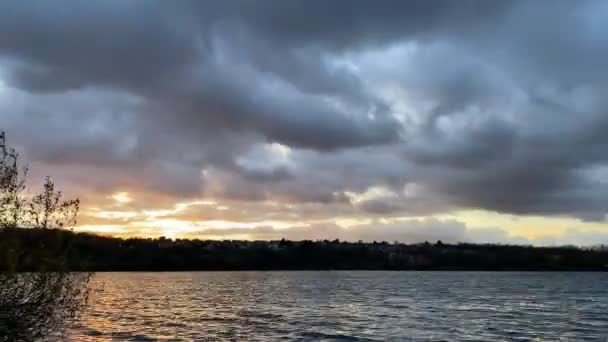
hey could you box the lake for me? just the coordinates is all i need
[70,272,608,341]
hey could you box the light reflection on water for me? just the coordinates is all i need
[70,271,608,341]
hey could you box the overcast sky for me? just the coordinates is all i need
[1,0,607,244]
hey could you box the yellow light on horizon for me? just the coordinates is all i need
[110,192,133,204]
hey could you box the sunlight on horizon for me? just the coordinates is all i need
[109,192,133,204]
[74,195,608,245]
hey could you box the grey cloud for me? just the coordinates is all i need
[409,117,517,169]
[356,196,450,217]
[240,167,293,183]
[0,0,401,152]
[534,228,608,247]
[351,2,608,220]
[1,0,608,229]
[210,1,513,51]
[0,1,199,91]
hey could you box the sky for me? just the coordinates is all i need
[0,0,607,245]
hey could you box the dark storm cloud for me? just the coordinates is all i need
[0,1,199,91]
[209,1,513,50]
[0,0,401,151]
[0,0,608,223]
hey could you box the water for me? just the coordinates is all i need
[70,272,608,341]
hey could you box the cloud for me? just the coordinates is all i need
[534,228,608,247]
[1,1,608,243]
[0,1,401,152]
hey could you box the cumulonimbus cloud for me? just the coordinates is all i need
[0,0,607,231]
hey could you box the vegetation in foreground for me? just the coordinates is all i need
[0,132,89,341]
[2,227,607,272]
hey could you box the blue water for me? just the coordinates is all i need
[70,271,608,341]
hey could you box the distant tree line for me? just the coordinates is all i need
[2,228,607,272]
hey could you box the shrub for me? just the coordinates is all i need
[0,132,90,340]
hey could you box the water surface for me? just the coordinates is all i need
[71,271,608,341]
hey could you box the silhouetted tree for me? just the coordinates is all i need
[0,132,89,341]
[0,132,27,229]
[28,177,80,229]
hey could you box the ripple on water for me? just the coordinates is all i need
[70,271,608,341]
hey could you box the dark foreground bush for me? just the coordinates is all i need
[0,272,90,341]
[0,131,90,340]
